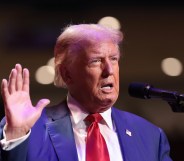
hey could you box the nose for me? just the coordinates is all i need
[102,60,113,78]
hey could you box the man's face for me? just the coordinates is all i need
[67,41,120,113]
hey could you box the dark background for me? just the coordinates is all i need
[0,1,184,160]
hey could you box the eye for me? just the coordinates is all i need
[111,56,119,62]
[92,59,101,63]
[89,59,102,65]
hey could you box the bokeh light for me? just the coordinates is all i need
[98,16,121,30]
[35,65,55,84]
[161,57,183,76]
[47,57,55,67]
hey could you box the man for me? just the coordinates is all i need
[0,24,172,161]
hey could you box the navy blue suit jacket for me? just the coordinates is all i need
[0,100,172,161]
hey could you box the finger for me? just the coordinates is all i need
[15,64,23,91]
[1,79,10,103]
[22,68,30,93]
[8,69,17,94]
[35,99,50,113]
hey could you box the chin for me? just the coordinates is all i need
[91,98,116,113]
[98,97,116,107]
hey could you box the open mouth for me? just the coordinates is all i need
[101,83,113,89]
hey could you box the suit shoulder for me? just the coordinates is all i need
[112,107,161,132]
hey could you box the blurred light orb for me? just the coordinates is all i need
[98,16,121,30]
[161,57,183,76]
[47,57,55,67]
[35,65,55,84]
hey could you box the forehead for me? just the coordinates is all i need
[85,41,120,56]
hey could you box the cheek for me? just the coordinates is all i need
[114,69,120,90]
[76,72,98,92]
[85,69,101,84]
[87,76,100,91]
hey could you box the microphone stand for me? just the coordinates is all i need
[150,89,184,112]
[128,82,184,112]
[165,93,184,112]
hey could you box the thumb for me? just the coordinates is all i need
[35,99,50,112]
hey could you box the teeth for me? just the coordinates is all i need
[101,86,111,89]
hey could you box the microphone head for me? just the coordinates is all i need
[128,82,152,99]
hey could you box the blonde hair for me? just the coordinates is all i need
[54,24,123,88]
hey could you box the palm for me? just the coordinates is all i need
[1,64,50,139]
[5,91,38,129]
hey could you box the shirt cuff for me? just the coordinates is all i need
[0,126,31,151]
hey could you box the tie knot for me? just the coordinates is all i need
[85,113,103,123]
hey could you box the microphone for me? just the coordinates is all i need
[128,82,184,112]
[128,82,184,102]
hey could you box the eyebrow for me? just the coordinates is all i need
[87,53,120,61]
[89,49,120,55]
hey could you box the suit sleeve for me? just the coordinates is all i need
[0,138,29,161]
[158,128,173,161]
[0,117,29,161]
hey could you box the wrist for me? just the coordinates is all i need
[4,125,29,141]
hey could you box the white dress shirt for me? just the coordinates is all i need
[0,93,123,161]
[67,93,123,161]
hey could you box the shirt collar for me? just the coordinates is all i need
[67,93,88,127]
[67,93,114,130]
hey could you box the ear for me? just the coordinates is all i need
[59,64,72,85]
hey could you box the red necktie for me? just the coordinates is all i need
[85,113,110,161]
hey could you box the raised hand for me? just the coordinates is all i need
[1,64,50,140]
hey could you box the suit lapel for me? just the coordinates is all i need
[45,102,148,161]
[46,101,78,161]
[112,108,142,161]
